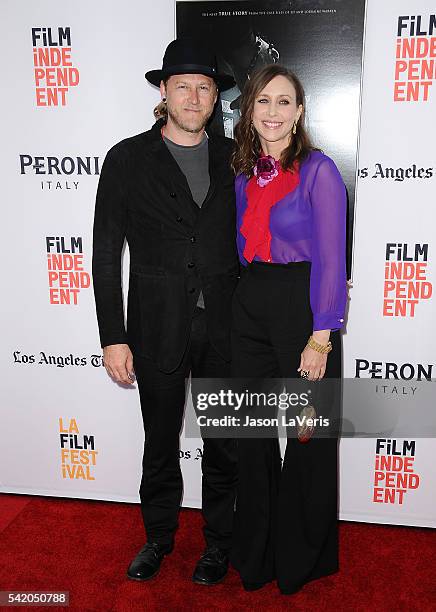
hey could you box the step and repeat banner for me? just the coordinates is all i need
[0,0,434,528]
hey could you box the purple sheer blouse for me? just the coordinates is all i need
[235,150,347,331]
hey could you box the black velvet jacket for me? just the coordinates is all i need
[92,119,239,372]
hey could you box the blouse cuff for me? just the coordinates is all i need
[313,311,345,332]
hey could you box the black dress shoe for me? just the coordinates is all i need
[192,546,229,585]
[127,542,172,581]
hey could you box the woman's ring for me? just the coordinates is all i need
[300,370,310,379]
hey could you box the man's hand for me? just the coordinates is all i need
[103,344,135,385]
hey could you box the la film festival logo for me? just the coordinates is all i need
[20,154,100,191]
[59,418,98,480]
[46,236,90,305]
[394,14,436,102]
[383,243,432,317]
[373,439,420,505]
[32,27,79,106]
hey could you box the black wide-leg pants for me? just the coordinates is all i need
[133,307,237,552]
[231,261,341,593]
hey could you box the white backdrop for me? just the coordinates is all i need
[0,0,434,527]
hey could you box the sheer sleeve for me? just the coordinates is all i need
[309,156,347,331]
[235,173,249,266]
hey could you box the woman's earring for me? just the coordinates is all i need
[162,96,166,103]
[292,120,297,135]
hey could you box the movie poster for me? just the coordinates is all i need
[176,0,367,273]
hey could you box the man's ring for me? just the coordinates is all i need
[301,370,309,379]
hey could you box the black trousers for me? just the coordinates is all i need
[231,261,341,593]
[133,307,237,552]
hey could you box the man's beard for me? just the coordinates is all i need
[166,103,212,134]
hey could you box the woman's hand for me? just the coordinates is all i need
[298,345,327,381]
[297,330,331,381]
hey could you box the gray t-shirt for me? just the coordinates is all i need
[163,134,210,206]
[164,134,210,308]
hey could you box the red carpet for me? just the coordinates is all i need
[0,493,434,611]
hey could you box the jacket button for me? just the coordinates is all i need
[190,236,196,243]
[189,288,196,294]
[176,216,183,222]
[187,262,195,268]
[170,192,176,198]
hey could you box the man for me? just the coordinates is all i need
[92,38,239,585]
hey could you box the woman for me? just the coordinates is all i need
[230,64,347,594]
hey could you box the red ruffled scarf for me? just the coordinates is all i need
[241,159,300,262]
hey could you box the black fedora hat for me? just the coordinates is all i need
[145,37,235,91]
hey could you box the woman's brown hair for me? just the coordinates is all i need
[231,64,315,177]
